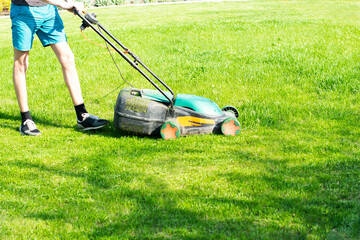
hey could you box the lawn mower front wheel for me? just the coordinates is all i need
[160,121,181,140]
[221,117,241,136]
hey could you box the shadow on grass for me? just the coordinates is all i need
[2,153,358,239]
[0,111,21,132]
[1,118,359,239]
[87,193,306,240]
[0,109,158,138]
[0,111,75,131]
[0,110,127,138]
[76,124,157,139]
[2,167,304,239]
[0,151,309,239]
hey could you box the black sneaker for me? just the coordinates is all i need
[20,119,41,136]
[77,113,109,131]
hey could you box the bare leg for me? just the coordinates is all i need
[13,48,30,112]
[50,42,84,106]
[51,42,109,130]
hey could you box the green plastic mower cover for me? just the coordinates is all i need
[141,89,223,116]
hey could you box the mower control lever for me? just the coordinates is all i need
[80,13,98,30]
[85,13,98,24]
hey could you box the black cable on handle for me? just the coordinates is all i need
[97,23,176,104]
[74,9,175,109]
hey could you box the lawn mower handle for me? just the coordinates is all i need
[73,9,176,110]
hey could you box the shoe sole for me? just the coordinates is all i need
[19,128,42,136]
[77,122,109,131]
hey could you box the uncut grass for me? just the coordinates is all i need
[0,1,359,239]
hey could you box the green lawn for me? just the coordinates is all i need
[0,0,359,239]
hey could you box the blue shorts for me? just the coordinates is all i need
[11,4,67,51]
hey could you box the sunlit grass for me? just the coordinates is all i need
[0,0,359,239]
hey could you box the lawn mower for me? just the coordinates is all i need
[75,10,241,139]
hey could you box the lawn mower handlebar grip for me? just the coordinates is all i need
[73,7,80,16]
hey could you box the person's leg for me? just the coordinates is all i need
[50,42,109,130]
[13,48,41,136]
[50,41,84,106]
[13,48,30,113]
[11,4,44,135]
[35,5,108,131]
